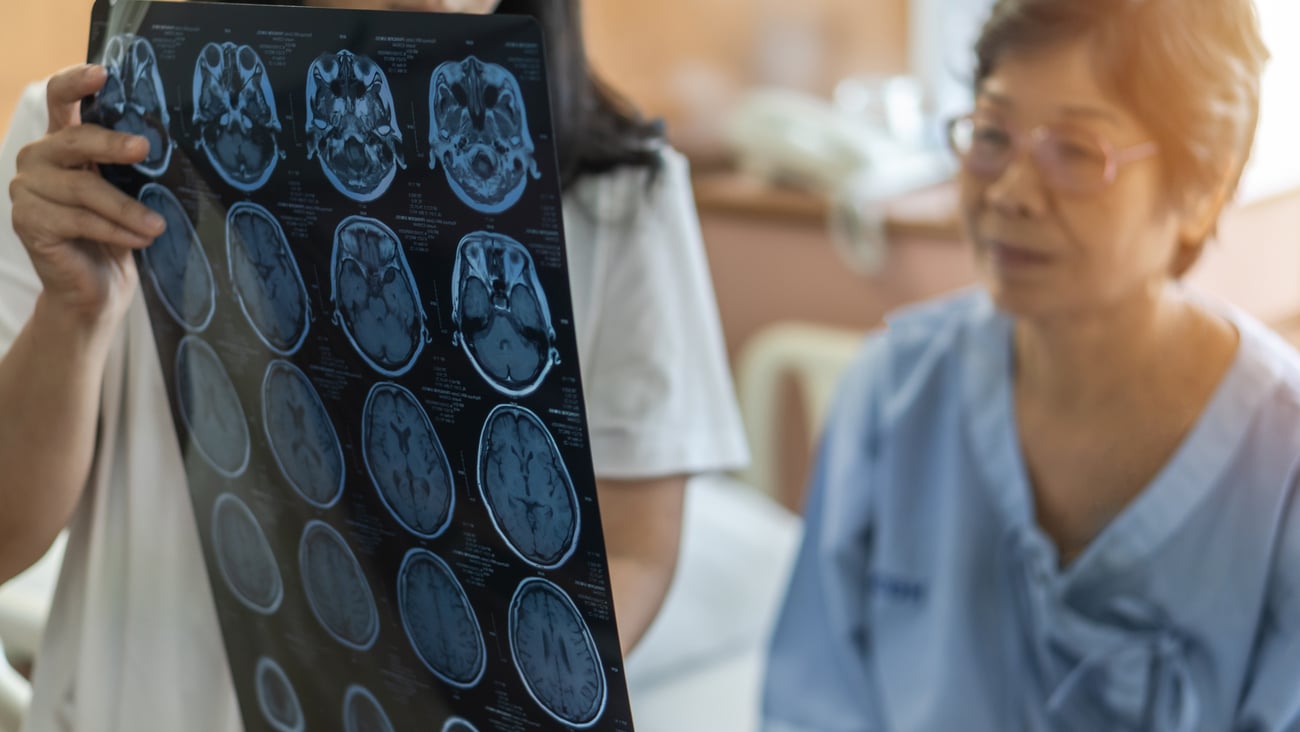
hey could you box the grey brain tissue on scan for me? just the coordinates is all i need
[193,42,282,191]
[307,50,407,202]
[255,657,304,732]
[331,215,428,376]
[263,360,346,509]
[99,33,172,176]
[398,549,487,688]
[452,231,558,397]
[139,184,216,332]
[212,493,283,615]
[429,55,540,214]
[226,201,311,355]
[343,686,396,732]
[478,404,579,569]
[510,578,607,727]
[176,336,250,477]
[362,382,455,538]
[299,521,381,651]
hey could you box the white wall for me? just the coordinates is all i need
[1239,0,1300,203]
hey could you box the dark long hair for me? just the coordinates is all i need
[208,0,663,189]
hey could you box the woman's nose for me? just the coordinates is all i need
[984,147,1048,218]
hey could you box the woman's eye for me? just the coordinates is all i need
[1058,142,1102,161]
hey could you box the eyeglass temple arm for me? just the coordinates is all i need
[1114,141,1159,164]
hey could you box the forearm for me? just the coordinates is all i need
[607,548,679,652]
[597,475,686,653]
[0,294,116,582]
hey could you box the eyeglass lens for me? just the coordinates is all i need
[950,116,1111,193]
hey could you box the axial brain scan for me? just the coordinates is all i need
[398,549,486,688]
[429,55,539,214]
[477,404,579,569]
[362,382,454,538]
[175,336,250,477]
[451,231,557,396]
[255,657,304,732]
[306,50,406,202]
[226,202,310,355]
[139,184,215,332]
[299,521,380,651]
[509,578,607,727]
[441,718,479,732]
[263,360,345,509]
[192,42,282,191]
[98,34,172,176]
[212,493,283,614]
[342,685,395,732]
[331,215,428,376]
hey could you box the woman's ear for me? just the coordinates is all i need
[1170,158,1240,277]
[1177,158,1240,246]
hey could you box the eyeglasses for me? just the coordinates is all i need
[946,112,1158,195]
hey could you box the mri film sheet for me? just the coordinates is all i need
[85,2,633,730]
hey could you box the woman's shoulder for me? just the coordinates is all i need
[563,141,684,224]
[834,288,1000,420]
[1217,300,1300,412]
[879,288,1001,378]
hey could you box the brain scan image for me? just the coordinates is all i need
[98,34,172,176]
[441,718,478,732]
[342,685,395,732]
[398,549,486,688]
[306,50,406,202]
[263,360,345,509]
[509,578,607,728]
[175,336,250,477]
[299,521,380,651]
[361,383,454,539]
[451,232,558,397]
[477,404,579,569]
[330,216,428,376]
[429,56,539,214]
[193,42,282,191]
[212,493,283,614]
[226,202,310,355]
[139,184,215,332]
[255,657,304,732]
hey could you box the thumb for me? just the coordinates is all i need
[46,64,108,133]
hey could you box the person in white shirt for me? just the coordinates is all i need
[0,1,749,730]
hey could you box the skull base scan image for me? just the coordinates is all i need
[194,42,283,192]
[99,33,174,176]
[307,50,408,202]
[430,55,541,214]
[87,1,634,730]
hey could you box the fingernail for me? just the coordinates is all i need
[145,212,166,233]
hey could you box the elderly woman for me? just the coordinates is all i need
[763,0,1297,730]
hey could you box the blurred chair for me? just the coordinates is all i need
[734,321,868,502]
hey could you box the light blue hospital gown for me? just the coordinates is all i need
[763,290,1300,732]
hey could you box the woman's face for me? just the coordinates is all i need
[304,0,500,12]
[959,40,1185,320]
